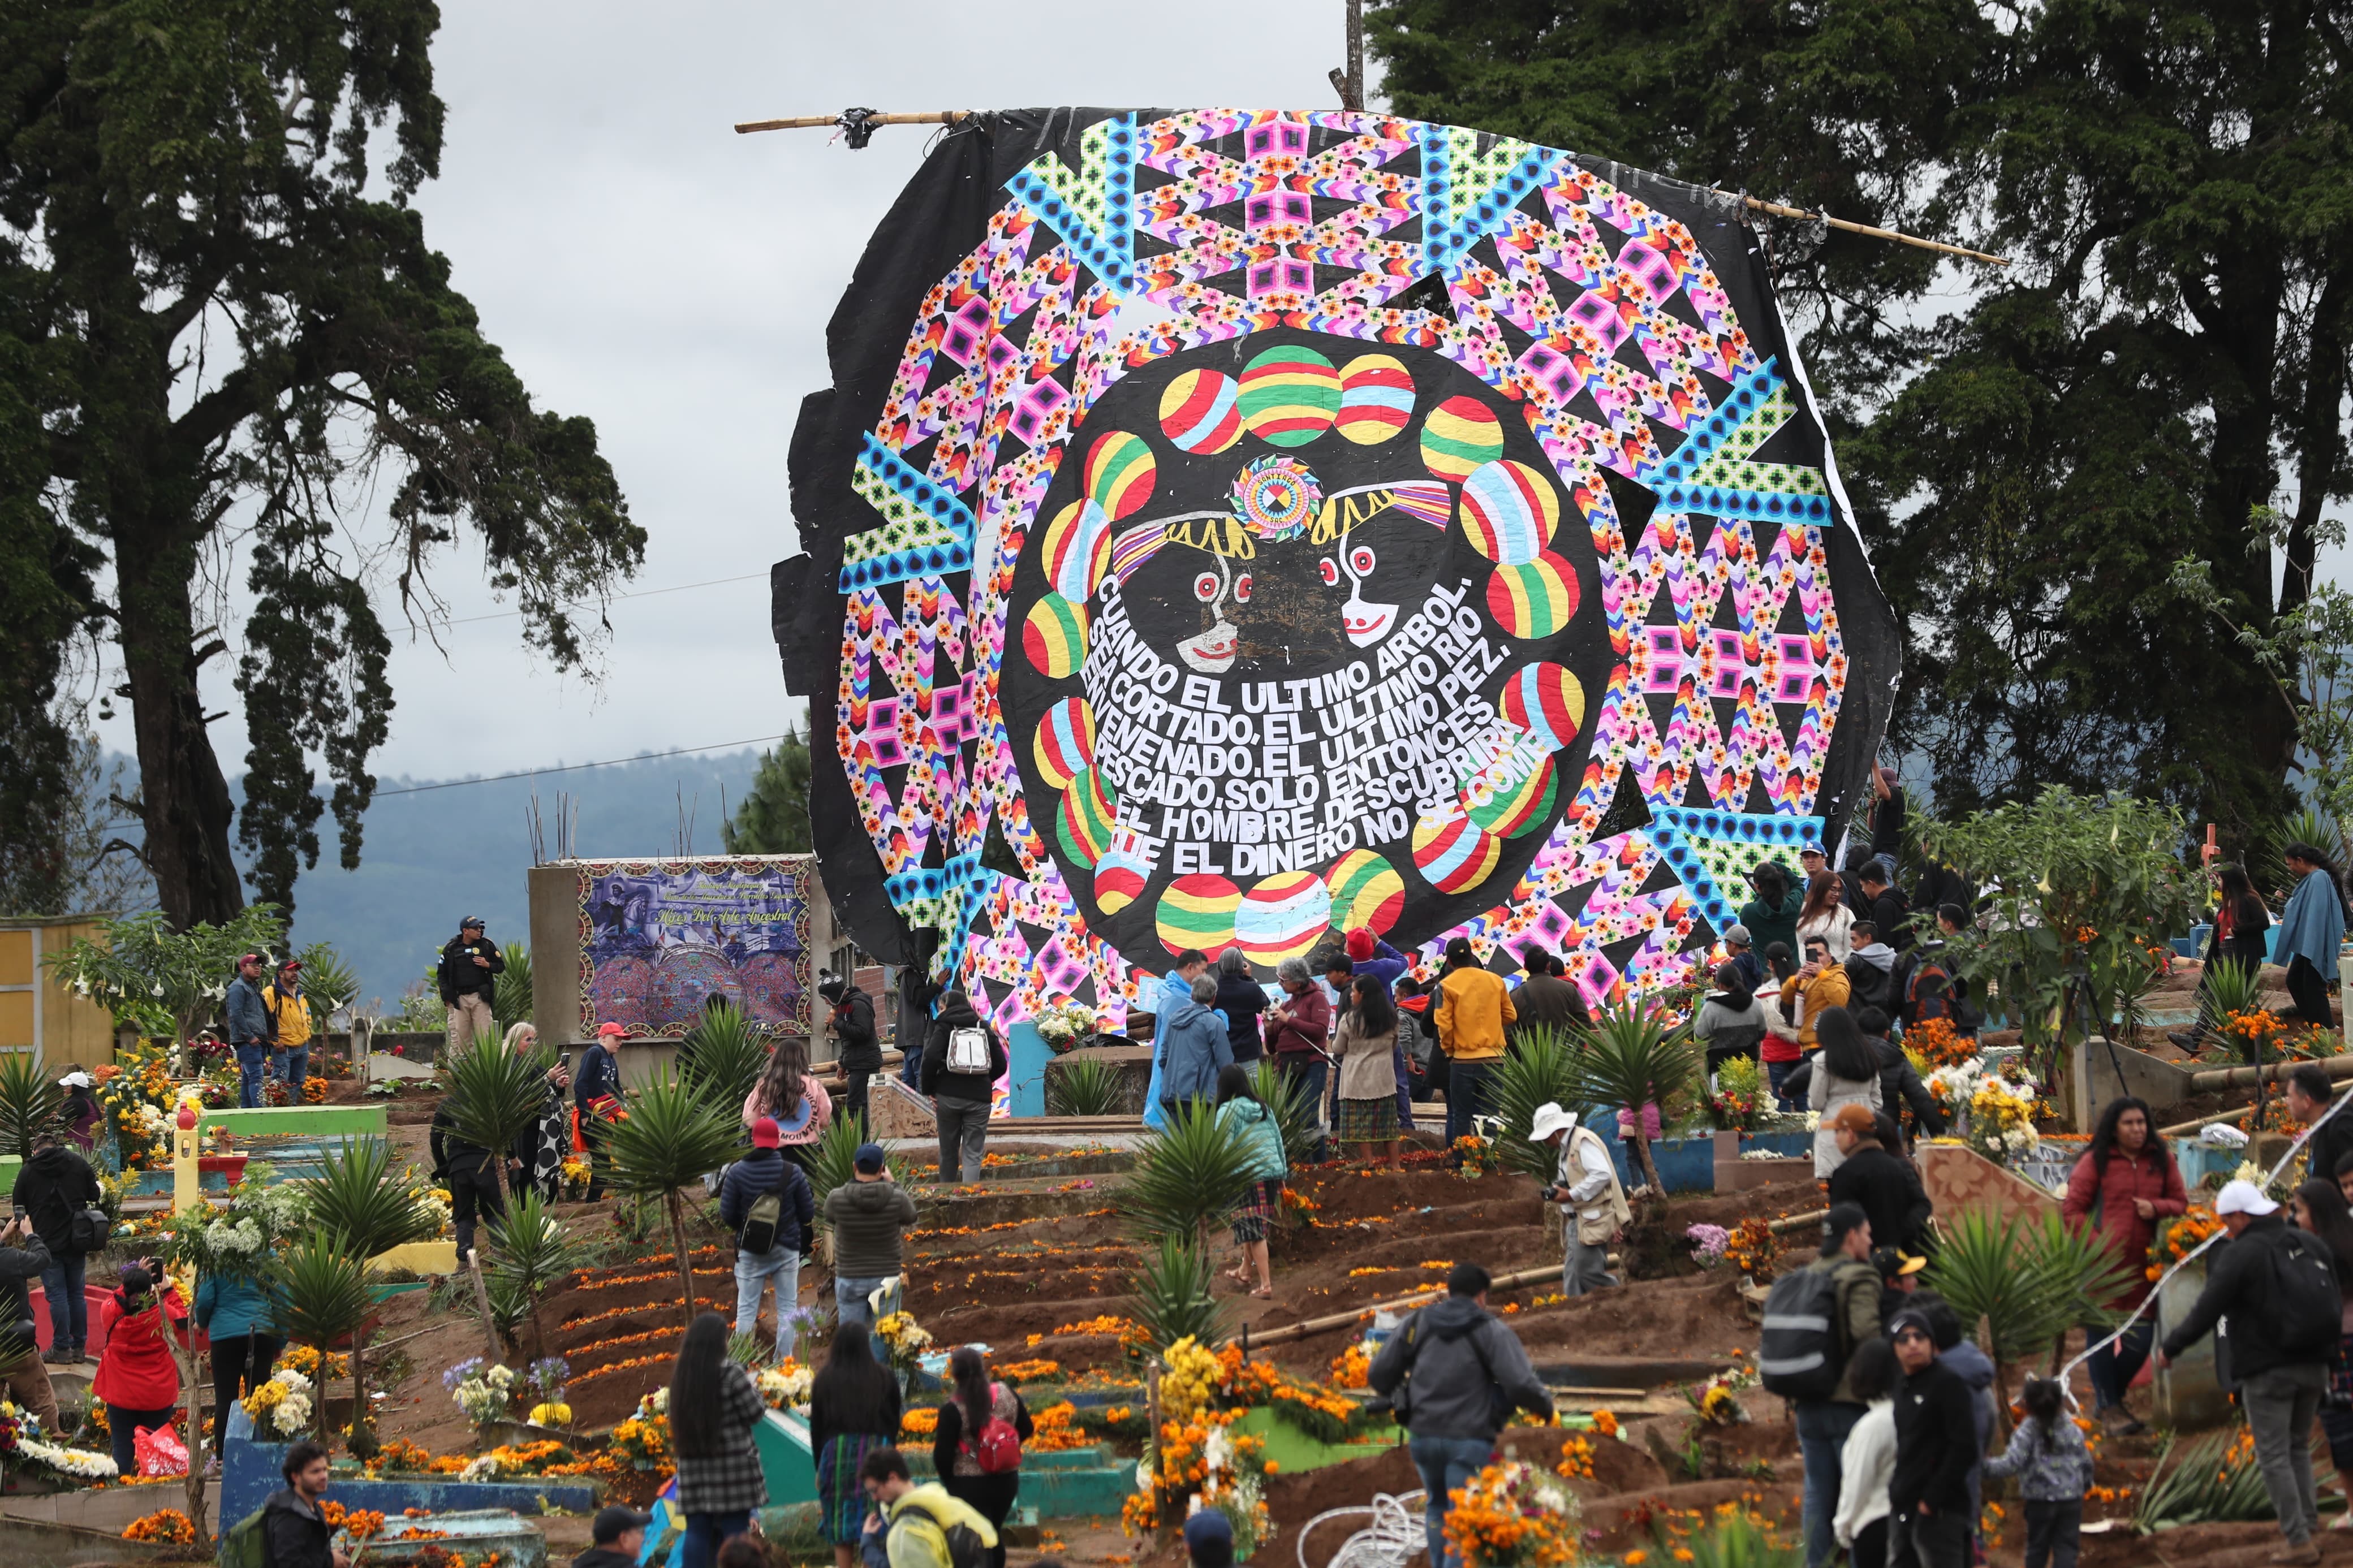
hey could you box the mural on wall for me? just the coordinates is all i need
[773,109,1900,1036]
[576,857,813,1038]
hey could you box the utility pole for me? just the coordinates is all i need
[1327,0,1365,111]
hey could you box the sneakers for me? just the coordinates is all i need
[41,1345,69,1365]
[2268,1543,2321,1565]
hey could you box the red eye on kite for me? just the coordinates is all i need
[1193,572,1221,602]
[1318,557,1341,586]
[1350,545,1377,576]
[1235,574,1252,603]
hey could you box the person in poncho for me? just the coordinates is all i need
[2277,843,2350,1027]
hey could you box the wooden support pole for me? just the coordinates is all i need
[2187,1052,2353,1094]
[1724,193,2008,266]
[1770,1207,1829,1234]
[1218,1262,1569,1350]
[735,111,973,136]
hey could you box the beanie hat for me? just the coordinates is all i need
[1345,928,1375,962]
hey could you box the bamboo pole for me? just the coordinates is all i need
[2187,1052,2353,1093]
[732,110,2008,265]
[1218,1261,1572,1350]
[1770,1207,1829,1234]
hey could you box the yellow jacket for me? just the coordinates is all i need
[883,1483,999,1568]
[1434,967,1516,1062]
[264,985,313,1049]
[1776,966,1850,1047]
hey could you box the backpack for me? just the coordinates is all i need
[70,1202,111,1253]
[738,1158,796,1255]
[1903,952,1977,1029]
[1380,1307,1510,1431]
[892,1496,992,1568]
[219,1506,269,1568]
[946,1025,992,1075]
[959,1384,1023,1474]
[2268,1232,2344,1357]
[1758,1265,1851,1401]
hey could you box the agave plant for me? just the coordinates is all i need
[1244,1059,1319,1168]
[1130,1232,1225,1353]
[1923,1208,2137,1411]
[487,1190,582,1359]
[1486,1026,1588,1182]
[274,1229,375,1452]
[1568,1004,1696,1198]
[440,1036,557,1165]
[2132,1425,2274,1530]
[2197,957,2266,1033]
[0,1051,63,1156]
[293,941,363,1029]
[598,1069,748,1325]
[1117,1098,1256,1245]
[681,1001,771,1111]
[1046,1055,1128,1117]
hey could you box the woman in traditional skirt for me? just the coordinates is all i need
[808,1321,902,1568]
[501,1021,572,1202]
[1214,1064,1289,1298]
[1334,974,1402,1169]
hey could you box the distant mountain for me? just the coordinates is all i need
[101,750,772,1014]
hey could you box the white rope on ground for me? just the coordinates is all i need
[2055,1079,2353,1398]
[1304,1489,1427,1568]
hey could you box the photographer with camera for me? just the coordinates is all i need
[0,1212,58,1434]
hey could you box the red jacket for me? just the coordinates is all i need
[92,1286,187,1410]
[1264,987,1331,1057]
[2062,1146,2187,1308]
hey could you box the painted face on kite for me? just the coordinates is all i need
[1003,329,1608,969]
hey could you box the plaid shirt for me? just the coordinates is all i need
[676,1362,770,1514]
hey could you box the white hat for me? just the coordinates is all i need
[2214,1179,2279,1217]
[57,1071,92,1088]
[1528,1102,1580,1143]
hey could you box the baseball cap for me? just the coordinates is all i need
[595,1021,626,1039]
[238,951,268,966]
[1183,1509,1234,1565]
[1527,1102,1580,1143]
[1723,924,1751,945]
[1801,840,1828,857]
[58,1071,92,1088]
[1829,1103,1878,1136]
[279,957,303,971]
[592,1506,652,1544]
[854,1142,887,1174]
[1888,1308,1935,1341]
[2214,1178,2279,1217]
[461,915,486,930]
[751,1116,783,1148]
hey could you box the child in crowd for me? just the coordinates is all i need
[1981,1375,2094,1568]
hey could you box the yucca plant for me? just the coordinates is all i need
[1923,1208,2137,1413]
[805,1108,916,1214]
[681,1001,771,1111]
[1568,1004,1696,1198]
[1046,1055,1129,1117]
[1244,1059,1319,1168]
[440,1034,557,1169]
[1130,1232,1225,1353]
[2132,1425,2273,1530]
[294,941,362,1028]
[1487,1026,1587,1182]
[0,1051,63,1156]
[303,1137,442,1259]
[1117,1098,1256,1245]
[275,1229,375,1452]
[493,942,534,1035]
[486,1190,581,1359]
[598,1068,748,1325]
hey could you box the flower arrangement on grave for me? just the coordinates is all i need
[611,1389,671,1470]
[1328,1342,1371,1390]
[558,1156,594,1200]
[1123,1409,1272,1550]
[100,1046,178,1169]
[0,1397,119,1483]
[1906,1016,1977,1069]
[1452,1132,1503,1178]
[242,1368,315,1436]
[444,1359,515,1430]
[1438,1461,1582,1568]
[871,1311,934,1381]
[1685,1364,1756,1427]
[757,1360,813,1414]
[1966,1070,2043,1162]
[1032,999,1100,1055]
[1722,1215,1778,1280]
[524,1357,572,1427]
[160,1172,306,1277]
[123,1509,197,1543]
[1686,1224,1731,1269]
[1705,1057,1764,1133]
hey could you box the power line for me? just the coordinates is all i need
[372,735,794,797]
[440,571,769,628]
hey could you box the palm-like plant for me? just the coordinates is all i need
[0,1052,63,1156]
[681,1002,770,1111]
[1923,1208,2137,1413]
[1117,1099,1255,1245]
[1568,1004,1696,1198]
[293,941,362,1029]
[486,1190,581,1359]
[440,1035,557,1165]
[1487,1026,1587,1182]
[1131,1232,1225,1353]
[2197,957,2266,1033]
[493,942,534,1035]
[299,1136,440,1454]
[1046,1056,1128,1117]
[275,1230,374,1452]
[597,1069,747,1325]
[805,1109,915,1214]
[1244,1059,1319,1168]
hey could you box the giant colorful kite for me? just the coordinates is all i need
[773,109,1901,1031]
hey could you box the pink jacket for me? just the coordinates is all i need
[2062,1145,2187,1308]
[740,1076,831,1144]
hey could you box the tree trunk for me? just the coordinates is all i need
[1629,1131,1664,1199]
[665,1188,698,1329]
[348,1333,375,1458]
[171,1301,210,1544]
[114,516,243,928]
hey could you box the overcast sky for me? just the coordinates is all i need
[83,1,1376,787]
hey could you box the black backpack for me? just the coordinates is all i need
[1758,1265,1850,1401]
[738,1159,798,1255]
[2268,1232,2345,1357]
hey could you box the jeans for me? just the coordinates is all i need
[836,1274,898,1329]
[2022,1498,2080,1568]
[1767,1055,1800,1111]
[41,1254,87,1350]
[1886,1508,1970,1568]
[107,1402,178,1477]
[448,1163,507,1259]
[934,1095,989,1183]
[2084,1315,2152,1411]
[735,1246,802,1360]
[1393,1040,1416,1129]
[210,1334,282,1444]
[1408,1433,1496,1568]
[235,1044,269,1107]
[1563,1219,1615,1296]
[270,1044,309,1091]
[2243,1360,2327,1544]
[1277,1055,1328,1154]
[1795,1400,1864,1568]
[681,1509,752,1568]
[1445,1060,1496,1151]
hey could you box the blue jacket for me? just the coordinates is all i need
[719,1148,815,1254]
[1156,1000,1233,1107]
[1352,940,1409,1000]
[225,976,271,1047]
[574,1042,621,1111]
[2277,867,2347,974]
[195,1273,279,1340]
